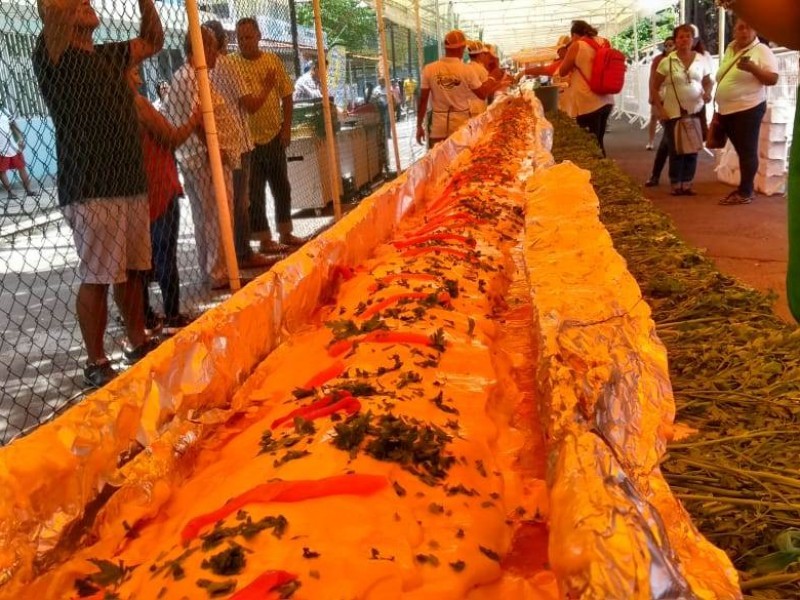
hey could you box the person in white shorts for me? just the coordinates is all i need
[416,30,506,148]
[33,0,164,387]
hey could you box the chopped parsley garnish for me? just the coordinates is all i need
[274,580,302,598]
[475,460,487,477]
[444,419,460,431]
[292,388,315,400]
[479,546,501,562]
[397,370,423,389]
[293,417,316,435]
[443,278,459,298]
[449,560,466,572]
[331,381,378,397]
[273,449,311,468]
[429,328,447,352]
[428,503,445,515]
[430,391,459,415]
[200,515,288,550]
[74,559,135,596]
[302,547,321,559]
[415,554,440,567]
[330,413,455,485]
[325,319,360,341]
[196,578,237,597]
[201,544,246,576]
[446,484,477,497]
[370,548,395,561]
[467,317,476,337]
[392,481,407,497]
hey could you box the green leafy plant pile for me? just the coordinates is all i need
[549,112,800,598]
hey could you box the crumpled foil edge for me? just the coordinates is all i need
[523,160,741,599]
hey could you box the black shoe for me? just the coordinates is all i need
[644,178,659,187]
[163,313,193,334]
[145,312,164,336]
[279,233,310,247]
[83,360,118,388]
[123,337,161,364]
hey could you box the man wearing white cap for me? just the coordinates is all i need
[465,40,490,116]
[416,30,504,147]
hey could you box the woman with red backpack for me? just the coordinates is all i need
[558,20,625,156]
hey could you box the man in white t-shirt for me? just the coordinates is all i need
[465,41,490,117]
[416,30,503,148]
[0,109,34,199]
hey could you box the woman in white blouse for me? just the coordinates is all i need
[715,18,779,205]
[652,24,714,196]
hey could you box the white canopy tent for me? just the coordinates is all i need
[448,0,681,54]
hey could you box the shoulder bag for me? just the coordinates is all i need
[707,43,760,149]
[669,57,704,155]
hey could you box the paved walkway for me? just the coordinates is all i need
[605,117,793,323]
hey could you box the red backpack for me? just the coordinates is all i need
[576,37,626,95]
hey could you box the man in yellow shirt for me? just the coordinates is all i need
[232,17,305,251]
[403,77,416,113]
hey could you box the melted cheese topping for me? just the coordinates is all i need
[24,99,557,600]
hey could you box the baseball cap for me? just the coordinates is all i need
[444,30,467,49]
[466,40,486,55]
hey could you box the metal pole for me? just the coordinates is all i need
[718,7,727,63]
[288,0,303,78]
[414,0,424,78]
[311,0,343,220]
[185,0,240,290]
[375,0,402,174]
[433,0,442,59]
[679,0,686,23]
[389,21,397,79]
[633,10,640,63]
[407,27,412,77]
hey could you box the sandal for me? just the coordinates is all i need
[719,191,753,205]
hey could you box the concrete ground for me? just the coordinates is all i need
[605,117,794,323]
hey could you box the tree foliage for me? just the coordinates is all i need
[612,9,677,60]
[296,0,379,53]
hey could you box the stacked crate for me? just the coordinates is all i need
[715,101,793,196]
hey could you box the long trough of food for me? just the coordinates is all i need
[0,92,740,599]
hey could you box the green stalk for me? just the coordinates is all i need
[675,494,800,511]
[740,572,800,591]
[670,430,795,450]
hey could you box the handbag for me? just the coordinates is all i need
[706,111,727,149]
[706,43,760,149]
[669,58,704,155]
[674,113,704,155]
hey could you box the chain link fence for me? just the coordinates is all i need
[0,0,470,443]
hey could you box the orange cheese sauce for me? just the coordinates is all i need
[18,99,558,600]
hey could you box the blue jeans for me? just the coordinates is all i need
[650,131,669,181]
[664,118,699,185]
[146,198,180,318]
[719,102,767,197]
